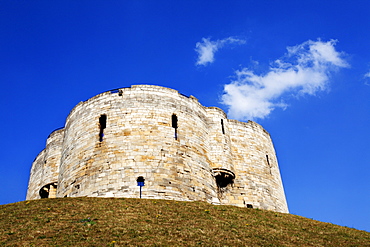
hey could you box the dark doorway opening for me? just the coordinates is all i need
[39,182,58,199]
[213,168,235,192]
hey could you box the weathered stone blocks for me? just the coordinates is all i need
[26,85,288,213]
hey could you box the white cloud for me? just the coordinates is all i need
[221,39,349,121]
[364,70,370,86]
[195,37,246,66]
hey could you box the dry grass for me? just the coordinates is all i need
[0,197,369,246]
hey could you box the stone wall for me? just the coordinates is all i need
[223,120,289,212]
[26,129,63,199]
[26,85,288,213]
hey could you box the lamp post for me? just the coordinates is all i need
[136,176,145,198]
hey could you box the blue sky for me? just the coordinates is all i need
[1,1,369,232]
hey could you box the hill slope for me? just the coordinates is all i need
[1,197,369,246]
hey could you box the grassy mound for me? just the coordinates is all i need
[1,197,369,246]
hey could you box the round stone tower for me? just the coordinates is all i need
[26,85,288,213]
[26,128,63,199]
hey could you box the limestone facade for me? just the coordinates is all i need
[26,85,289,213]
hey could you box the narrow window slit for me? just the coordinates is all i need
[99,115,107,142]
[172,114,178,140]
[266,155,272,175]
[221,119,225,134]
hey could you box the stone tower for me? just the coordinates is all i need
[26,85,289,213]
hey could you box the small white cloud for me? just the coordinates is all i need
[364,70,370,86]
[195,37,246,66]
[195,38,219,66]
[221,39,349,121]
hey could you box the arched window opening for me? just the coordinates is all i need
[99,115,107,142]
[171,114,178,140]
[214,171,234,188]
[213,168,235,195]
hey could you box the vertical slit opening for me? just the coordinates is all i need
[266,155,272,175]
[99,115,107,142]
[221,119,225,134]
[172,114,178,140]
[266,155,271,167]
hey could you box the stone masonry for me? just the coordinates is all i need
[26,85,289,213]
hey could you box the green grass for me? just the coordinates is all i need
[1,197,369,246]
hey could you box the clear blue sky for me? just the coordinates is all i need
[1,1,369,232]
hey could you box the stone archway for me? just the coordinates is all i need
[39,182,58,199]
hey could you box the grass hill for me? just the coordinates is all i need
[1,197,369,246]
